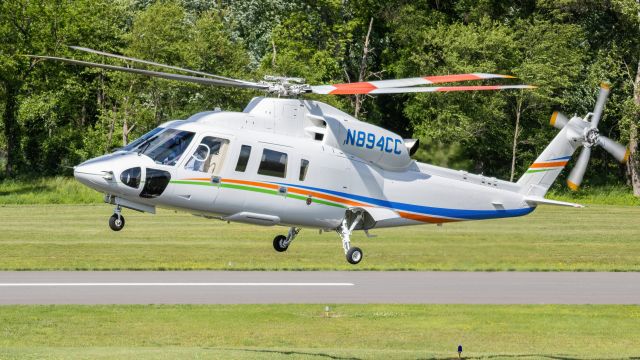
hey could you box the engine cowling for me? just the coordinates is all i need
[324,117,413,171]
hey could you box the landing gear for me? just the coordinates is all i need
[273,227,300,252]
[346,247,363,265]
[109,206,125,231]
[273,235,288,252]
[336,215,364,265]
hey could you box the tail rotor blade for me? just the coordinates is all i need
[599,136,630,163]
[550,111,569,130]
[590,83,610,129]
[567,147,591,191]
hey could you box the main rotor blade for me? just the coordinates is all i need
[319,73,515,92]
[27,55,269,90]
[567,147,591,191]
[590,83,610,129]
[598,135,630,163]
[311,84,535,95]
[70,46,254,85]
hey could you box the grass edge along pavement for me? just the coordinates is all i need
[0,304,638,359]
[0,203,639,271]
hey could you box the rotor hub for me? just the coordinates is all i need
[584,127,600,148]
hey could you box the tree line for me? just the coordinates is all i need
[1,0,639,195]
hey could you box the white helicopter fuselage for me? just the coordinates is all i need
[75,97,539,230]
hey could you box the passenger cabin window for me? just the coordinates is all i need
[184,136,229,175]
[235,145,252,172]
[139,129,195,166]
[258,149,287,178]
[299,159,309,181]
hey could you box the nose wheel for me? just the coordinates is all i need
[108,206,125,231]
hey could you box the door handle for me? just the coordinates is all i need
[211,176,221,185]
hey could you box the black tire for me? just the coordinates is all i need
[109,214,125,231]
[273,235,288,252]
[346,247,363,265]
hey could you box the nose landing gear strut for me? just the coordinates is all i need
[109,205,125,231]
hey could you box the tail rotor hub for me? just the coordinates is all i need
[584,127,600,148]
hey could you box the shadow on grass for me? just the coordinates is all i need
[419,355,640,360]
[215,347,360,359]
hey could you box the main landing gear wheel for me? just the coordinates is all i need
[109,214,125,231]
[273,227,300,252]
[273,235,288,252]
[346,247,363,265]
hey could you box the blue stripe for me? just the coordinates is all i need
[547,155,571,161]
[273,182,534,220]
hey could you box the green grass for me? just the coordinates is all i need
[0,177,101,204]
[2,177,639,206]
[0,305,638,359]
[547,185,640,206]
[0,204,639,271]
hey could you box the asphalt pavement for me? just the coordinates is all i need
[0,271,638,305]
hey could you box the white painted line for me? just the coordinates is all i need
[0,283,354,287]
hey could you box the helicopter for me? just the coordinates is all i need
[29,47,629,264]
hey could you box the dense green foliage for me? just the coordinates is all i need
[1,0,639,190]
[2,305,639,359]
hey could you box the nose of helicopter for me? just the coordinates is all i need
[73,158,116,192]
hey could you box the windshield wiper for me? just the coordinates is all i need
[137,135,158,156]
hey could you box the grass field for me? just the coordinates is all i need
[2,177,640,206]
[0,203,638,271]
[1,304,638,359]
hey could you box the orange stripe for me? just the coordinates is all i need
[184,177,211,181]
[398,211,460,224]
[529,161,568,168]
[287,186,365,207]
[222,178,280,190]
[222,179,365,207]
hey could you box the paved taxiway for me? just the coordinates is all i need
[0,271,638,305]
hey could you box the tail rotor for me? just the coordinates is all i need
[553,83,630,191]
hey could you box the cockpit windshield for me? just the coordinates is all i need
[122,127,165,152]
[137,129,195,166]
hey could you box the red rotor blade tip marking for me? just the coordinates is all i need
[329,82,378,95]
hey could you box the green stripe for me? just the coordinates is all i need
[170,180,215,187]
[171,180,346,209]
[221,183,278,196]
[287,193,346,208]
[526,168,559,174]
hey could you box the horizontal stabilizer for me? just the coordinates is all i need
[523,196,583,208]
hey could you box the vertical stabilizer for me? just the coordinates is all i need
[517,125,579,197]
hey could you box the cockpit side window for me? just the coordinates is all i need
[258,149,288,178]
[235,145,252,172]
[299,159,309,181]
[184,136,230,175]
[123,127,164,152]
[140,129,195,166]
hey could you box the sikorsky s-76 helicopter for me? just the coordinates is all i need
[30,47,629,264]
